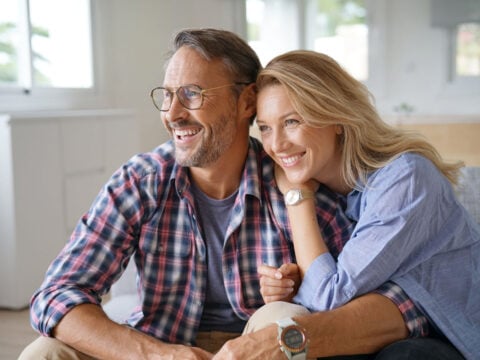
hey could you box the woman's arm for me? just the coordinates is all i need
[285,196,328,277]
[274,164,329,278]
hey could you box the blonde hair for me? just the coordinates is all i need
[256,50,463,188]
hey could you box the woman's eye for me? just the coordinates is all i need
[257,124,270,133]
[284,119,300,128]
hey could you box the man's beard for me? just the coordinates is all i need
[175,113,237,167]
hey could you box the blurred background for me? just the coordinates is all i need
[0,0,479,340]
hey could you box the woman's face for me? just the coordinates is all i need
[256,84,343,190]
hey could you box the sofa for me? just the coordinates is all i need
[102,166,480,322]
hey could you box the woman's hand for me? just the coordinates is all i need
[274,163,319,195]
[258,263,301,303]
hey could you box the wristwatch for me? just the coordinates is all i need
[277,318,308,360]
[284,189,314,206]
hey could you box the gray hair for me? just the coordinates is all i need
[167,28,261,85]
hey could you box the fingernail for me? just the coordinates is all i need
[274,272,282,279]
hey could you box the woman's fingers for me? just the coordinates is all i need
[258,263,300,303]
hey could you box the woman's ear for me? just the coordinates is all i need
[335,125,343,135]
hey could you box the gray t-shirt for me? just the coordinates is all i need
[191,182,246,333]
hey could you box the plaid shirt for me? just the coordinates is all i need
[30,137,428,345]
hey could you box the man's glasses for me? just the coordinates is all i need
[150,83,250,111]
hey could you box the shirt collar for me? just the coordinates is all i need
[168,137,264,202]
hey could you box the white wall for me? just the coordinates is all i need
[372,0,480,117]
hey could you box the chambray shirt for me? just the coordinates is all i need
[31,138,425,346]
[295,153,480,358]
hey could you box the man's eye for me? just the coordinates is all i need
[183,87,201,99]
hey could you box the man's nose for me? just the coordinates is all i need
[165,94,188,122]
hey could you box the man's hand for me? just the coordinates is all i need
[213,325,281,360]
[258,263,301,303]
[53,303,214,360]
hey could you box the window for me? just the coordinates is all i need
[0,0,93,92]
[246,0,368,81]
[455,22,480,77]
[307,0,368,81]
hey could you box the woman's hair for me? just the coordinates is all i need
[256,50,463,187]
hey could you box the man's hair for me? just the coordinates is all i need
[165,28,261,125]
[257,50,463,187]
[170,28,261,85]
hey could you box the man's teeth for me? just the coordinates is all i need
[174,129,200,137]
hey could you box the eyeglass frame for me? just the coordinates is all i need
[150,82,251,112]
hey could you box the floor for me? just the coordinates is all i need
[0,308,38,360]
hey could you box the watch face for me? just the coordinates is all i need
[285,189,301,205]
[282,325,307,352]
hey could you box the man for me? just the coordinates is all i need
[21,28,426,360]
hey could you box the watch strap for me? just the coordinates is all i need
[284,188,315,206]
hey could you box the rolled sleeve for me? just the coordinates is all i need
[374,281,431,338]
[30,285,100,336]
[293,253,348,309]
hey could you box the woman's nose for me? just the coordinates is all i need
[270,130,289,153]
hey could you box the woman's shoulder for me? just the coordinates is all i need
[371,152,438,182]
[363,153,448,202]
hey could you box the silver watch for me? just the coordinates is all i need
[277,318,308,360]
[284,189,314,206]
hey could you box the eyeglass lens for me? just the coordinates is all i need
[152,85,203,111]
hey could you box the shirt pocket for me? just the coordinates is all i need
[139,232,194,296]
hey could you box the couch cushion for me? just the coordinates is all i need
[455,166,480,225]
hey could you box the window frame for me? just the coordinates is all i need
[0,0,99,112]
[245,0,387,95]
[436,23,480,99]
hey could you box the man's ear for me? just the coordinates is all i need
[238,83,257,120]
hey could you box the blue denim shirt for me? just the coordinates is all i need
[295,153,480,359]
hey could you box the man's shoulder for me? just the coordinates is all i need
[126,140,177,177]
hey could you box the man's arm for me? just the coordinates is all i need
[214,292,408,359]
[53,303,212,360]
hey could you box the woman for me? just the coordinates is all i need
[255,50,479,358]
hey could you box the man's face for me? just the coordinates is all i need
[161,46,240,167]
